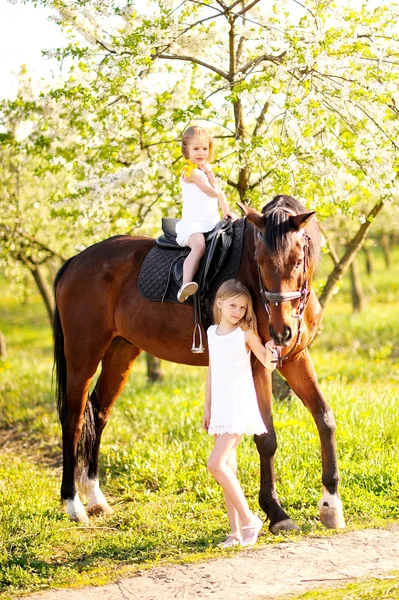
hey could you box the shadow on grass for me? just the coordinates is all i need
[0,426,62,471]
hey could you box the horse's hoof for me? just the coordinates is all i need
[318,488,345,529]
[71,512,90,524]
[87,503,114,516]
[319,506,346,529]
[269,518,300,534]
[63,497,90,524]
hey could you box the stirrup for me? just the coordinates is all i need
[191,324,204,353]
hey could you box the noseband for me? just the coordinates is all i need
[255,211,311,366]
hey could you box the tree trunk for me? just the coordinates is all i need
[146,353,163,383]
[350,257,364,313]
[0,330,6,359]
[318,200,384,316]
[363,246,374,275]
[380,233,391,269]
[228,14,251,201]
[29,264,54,327]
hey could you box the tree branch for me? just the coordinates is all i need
[248,169,273,190]
[214,0,228,10]
[318,223,339,266]
[253,99,270,137]
[227,178,239,189]
[236,35,245,64]
[318,199,385,313]
[238,50,286,74]
[157,53,229,79]
[190,0,224,14]
[227,0,245,11]
[235,0,262,17]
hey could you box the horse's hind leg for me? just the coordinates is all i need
[61,359,101,523]
[279,349,345,529]
[81,337,141,516]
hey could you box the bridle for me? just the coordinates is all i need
[254,210,311,366]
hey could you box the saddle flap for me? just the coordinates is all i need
[138,219,245,309]
[173,256,185,287]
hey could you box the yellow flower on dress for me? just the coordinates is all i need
[183,159,198,177]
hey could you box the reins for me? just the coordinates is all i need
[254,213,311,367]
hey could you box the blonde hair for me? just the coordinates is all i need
[213,279,258,333]
[181,126,214,162]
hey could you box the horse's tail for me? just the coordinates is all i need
[53,257,75,423]
[53,257,96,472]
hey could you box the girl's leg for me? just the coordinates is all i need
[223,447,241,537]
[182,233,206,285]
[208,434,254,527]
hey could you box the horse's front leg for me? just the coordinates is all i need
[279,349,345,529]
[253,362,300,533]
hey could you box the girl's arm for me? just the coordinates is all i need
[244,329,277,371]
[199,163,237,220]
[202,365,212,432]
[189,169,220,198]
[217,189,237,220]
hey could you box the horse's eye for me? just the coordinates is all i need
[295,259,303,268]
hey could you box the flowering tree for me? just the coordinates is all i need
[14,0,399,309]
[0,81,70,320]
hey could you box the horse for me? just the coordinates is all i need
[53,194,345,532]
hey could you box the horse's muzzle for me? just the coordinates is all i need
[269,324,292,347]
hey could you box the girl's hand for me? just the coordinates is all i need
[202,410,211,432]
[198,162,213,174]
[223,210,238,221]
[265,340,279,371]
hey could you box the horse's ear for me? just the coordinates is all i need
[236,202,266,232]
[289,211,316,231]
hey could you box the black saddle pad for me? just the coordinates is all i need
[138,218,246,305]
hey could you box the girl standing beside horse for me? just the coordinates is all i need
[203,279,278,547]
[176,126,236,302]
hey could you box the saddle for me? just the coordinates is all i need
[156,217,234,296]
[138,218,246,350]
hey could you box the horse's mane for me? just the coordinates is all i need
[261,194,322,271]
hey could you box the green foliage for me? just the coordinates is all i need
[0,248,398,596]
[3,0,399,315]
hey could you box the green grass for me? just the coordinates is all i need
[280,572,399,599]
[0,248,398,598]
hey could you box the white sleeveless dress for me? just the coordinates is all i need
[207,325,267,436]
[176,177,220,247]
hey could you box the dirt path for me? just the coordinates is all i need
[23,526,399,600]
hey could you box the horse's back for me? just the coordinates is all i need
[55,235,155,342]
[57,235,154,292]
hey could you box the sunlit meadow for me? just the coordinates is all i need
[0,247,398,598]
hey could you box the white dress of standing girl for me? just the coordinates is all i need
[175,177,220,247]
[206,324,267,436]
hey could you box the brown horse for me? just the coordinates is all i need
[53,194,345,531]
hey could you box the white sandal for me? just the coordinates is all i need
[177,281,198,303]
[219,534,241,548]
[240,515,263,546]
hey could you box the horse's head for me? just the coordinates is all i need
[239,195,321,348]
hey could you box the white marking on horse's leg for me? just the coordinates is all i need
[318,486,345,529]
[86,478,114,516]
[63,493,90,524]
